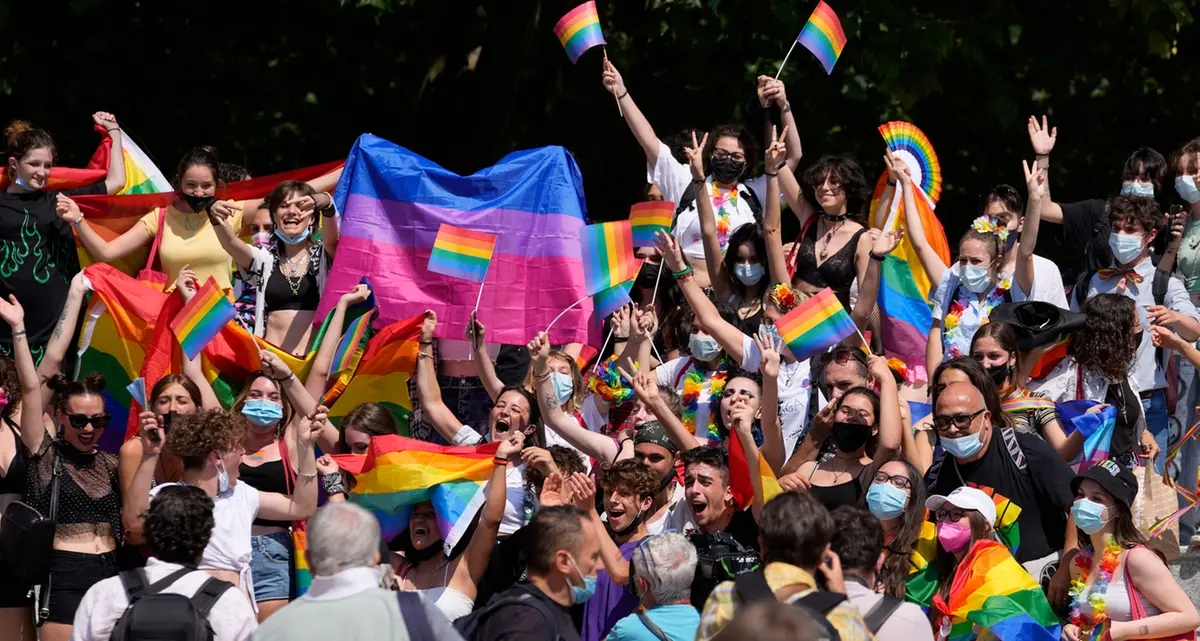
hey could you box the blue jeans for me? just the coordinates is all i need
[1175,355,1200,542]
[250,531,293,602]
[410,375,493,445]
[1143,389,1169,476]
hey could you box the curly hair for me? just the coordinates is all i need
[708,371,761,441]
[145,485,215,564]
[801,155,869,219]
[4,120,55,164]
[1109,194,1162,235]
[599,459,658,501]
[702,123,759,176]
[930,356,1013,430]
[167,409,248,469]
[523,445,587,493]
[0,357,21,419]
[46,372,106,414]
[1070,293,1138,382]
[217,162,250,183]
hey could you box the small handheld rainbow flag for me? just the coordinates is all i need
[629,201,674,247]
[593,278,635,323]
[329,308,376,380]
[553,1,607,64]
[783,1,847,76]
[170,278,236,361]
[580,220,639,296]
[427,223,497,284]
[775,287,856,362]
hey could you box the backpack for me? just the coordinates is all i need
[673,180,764,229]
[454,586,566,641]
[110,567,233,641]
[688,531,762,588]
[734,571,845,641]
[861,592,904,634]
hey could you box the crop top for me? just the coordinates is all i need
[25,438,122,543]
[238,458,292,528]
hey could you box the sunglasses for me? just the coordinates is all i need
[931,409,985,433]
[821,349,866,367]
[65,413,111,430]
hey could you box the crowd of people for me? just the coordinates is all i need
[0,63,1197,641]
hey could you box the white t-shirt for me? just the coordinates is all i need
[739,335,813,456]
[656,357,717,439]
[150,482,259,599]
[644,482,697,535]
[646,141,763,259]
[450,425,529,537]
[1023,255,1070,309]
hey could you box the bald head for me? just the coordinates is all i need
[936,381,985,415]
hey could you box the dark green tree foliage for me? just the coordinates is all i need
[1,0,1196,253]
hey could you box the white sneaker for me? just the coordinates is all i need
[1190,534,1200,548]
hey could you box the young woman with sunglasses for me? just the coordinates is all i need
[861,457,937,605]
[1,294,122,641]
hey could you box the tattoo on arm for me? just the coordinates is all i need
[1140,625,1149,636]
[50,306,68,341]
[543,393,557,410]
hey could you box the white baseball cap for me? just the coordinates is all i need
[925,486,996,527]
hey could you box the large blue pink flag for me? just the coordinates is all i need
[1056,400,1116,473]
[316,135,593,344]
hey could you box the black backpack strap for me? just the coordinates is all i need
[1152,268,1171,369]
[637,612,672,641]
[1074,268,1098,308]
[863,595,904,633]
[739,183,763,220]
[190,578,234,619]
[999,426,1027,473]
[118,569,151,602]
[397,591,435,641]
[673,181,700,225]
[794,590,846,614]
[733,571,775,603]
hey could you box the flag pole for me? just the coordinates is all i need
[468,262,491,362]
[604,47,624,118]
[649,262,663,307]
[593,326,615,375]
[545,294,590,335]
[774,40,798,81]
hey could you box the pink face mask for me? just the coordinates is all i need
[0,388,10,414]
[937,521,972,553]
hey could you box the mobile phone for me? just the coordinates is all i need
[162,412,175,433]
[147,426,162,445]
[1170,204,1184,216]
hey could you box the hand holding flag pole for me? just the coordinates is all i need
[603,49,623,118]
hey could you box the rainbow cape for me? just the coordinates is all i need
[332,434,501,552]
[795,1,847,74]
[965,483,1023,557]
[904,520,940,608]
[775,287,855,362]
[1056,400,1116,474]
[931,539,1060,641]
[315,135,591,346]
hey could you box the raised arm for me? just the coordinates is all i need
[238,168,344,216]
[685,132,731,299]
[454,432,523,593]
[0,295,46,454]
[206,200,255,270]
[653,231,747,363]
[1027,116,1059,223]
[93,113,127,195]
[623,367,699,452]
[56,195,150,263]
[571,473,633,584]
[37,271,90,387]
[257,407,323,522]
[853,229,903,330]
[174,267,223,410]
[1016,159,1048,298]
[468,313,504,402]
[260,350,331,451]
[752,328,785,473]
[757,78,803,172]
[885,152,945,286]
[866,355,902,460]
[529,332,619,463]
[288,192,339,257]
[415,311,470,443]
[763,127,791,284]
[730,397,766,522]
[304,284,372,401]
[602,61,662,166]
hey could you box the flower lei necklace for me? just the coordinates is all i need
[710,182,738,248]
[942,276,1011,359]
[1068,538,1123,636]
[682,358,730,442]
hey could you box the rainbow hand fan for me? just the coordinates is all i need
[879,121,942,204]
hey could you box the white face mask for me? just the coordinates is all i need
[959,264,993,294]
[1176,176,1200,204]
[1108,232,1145,265]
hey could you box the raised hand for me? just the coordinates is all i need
[618,366,660,406]
[1022,158,1048,201]
[652,230,686,273]
[728,401,755,437]
[526,331,552,366]
[55,194,83,223]
[872,228,904,256]
[866,354,893,383]
[495,431,525,460]
[754,325,782,379]
[258,350,292,381]
[92,111,119,131]
[883,151,912,186]
[684,131,709,182]
[175,265,199,302]
[299,406,329,447]
[315,454,340,476]
[520,447,559,475]
[285,194,319,213]
[601,59,626,98]
[610,304,632,340]
[466,311,486,343]
[208,200,237,220]
[138,411,165,457]
[757,76,788,109]
[1027,115,1057,156]
[340,284,371,307]
[633,304,658,340]
[765,125,789,174]
[566,472,597,513]
[420,310,437,343]
[539,471,566,507]
[0,295,25,329]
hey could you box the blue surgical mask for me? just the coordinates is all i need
[13,174,38,192]
[688,333,722,361]
[1108,232,1144,265]
[733,262,765,286]
[242,399,283,427]
[216,459,230,494]
[1176,176,1200,204]
[275,227,312,245]
[941,431,984,459]
[567,554,597,604]
[1071,498,1112,535]
[866,482,909,520]
[959,264,993,294]
[1121,181,1155,198]
[550,372,574,406]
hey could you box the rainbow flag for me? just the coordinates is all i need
[1000,387,1056,414]
[112,136,172,195]
[323,314,423,434]
[775,287,855,362]
[332,434,501,552]
[905,520,940,608]
[330,308,376,381]
[932,539,1060,641]
[553,1,606,64]
[580,220,639,296]
[293,528,311,595]
[965,483,1023,557]
[427,224,497,283]
[629,201,673,247]
[315,135,591,346]
[593,279,635,323]
[170,278,237,360]
[1029,338,1069,381]
[1057,401,1116,473]
[728,432,782,509]
[796,1,847,74]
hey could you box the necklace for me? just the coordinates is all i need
[1068,538,1123,637]
[279,249,311,296]
[681,358,730,442]
[817,218,846,261]
[182,211,206,238]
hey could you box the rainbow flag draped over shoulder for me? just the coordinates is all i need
[323,313,422,434]
[932,539,1060,641]
[332,434,501,553]
[315,135,591,345]
[965,483,1023,557]
[905,520,940,608]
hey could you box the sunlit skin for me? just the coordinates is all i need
[812,170,848,214]
[7,146,53,191]
[933,382,993,464]
[248,207,274,237]
[57,393,107,453]
[408,501,442,550]
[970,336,1012,372]
[629,398,656,428]
[720,377,761,427]
[273,187,315,240]
[154,383,196,416]
[933,367,972,398]
[604,487,652,533]
[243,376,283,435]
[684,461,734,531]
[957,238,999,296]
[178,165,217,208]
[711,136,745,189]
[872,460,914,533]
[823,360,868,402]
[487,389,533,443]
[344,426,372,455]
[1110,217,1154,269]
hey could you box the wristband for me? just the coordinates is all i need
[869,252,887,262]
[321,472,346,496]
[11,329,26,339]
[886,179,897,186]
[671,265,692,278]
[780,101,791,114]
[419,340,434,345]
[617,90,629,100]
[105,127,120,133]
[493,457,509,467]
[765,171,779,177]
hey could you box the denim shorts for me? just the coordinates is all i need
[47,550,118,623]
[250,531,292,602]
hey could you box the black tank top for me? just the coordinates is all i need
[263,259,320,314]
[238,459,292,528]
[794,222,867,310]
[0,416,25,495]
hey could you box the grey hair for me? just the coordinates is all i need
[631,532,697,605]
[306,502,381,577]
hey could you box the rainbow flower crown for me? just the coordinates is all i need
[971,215,1010,243]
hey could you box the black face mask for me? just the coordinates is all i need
[830,421,872,453]
[710,155,746,184]
[401,530,444,564]
[986,363,1013,388]
[605,510,645,539]
[636,261,662,290]
[182,193,215,214]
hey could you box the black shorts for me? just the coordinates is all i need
[0,555,30,608]
[46,550,118,624]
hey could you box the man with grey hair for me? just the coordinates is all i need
[605,532,700,641]
[251,502,464,641]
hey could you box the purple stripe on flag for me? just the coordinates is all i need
[340,194,585,259]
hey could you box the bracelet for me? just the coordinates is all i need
[765,171,779,177]
[671,265,692,278]
[321,472,346,496]
[297,471,318,480]
[869,252,887,262]
[105,127,120,133]
[617,90,629,100]
[418,352,433,360]
[493,457,509,467]
[886,179,897,186]
[419,340,434,345]
[780,101,791,114]
[11,329,26,339]
[272,372,295,382]
[677,271,694,283]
